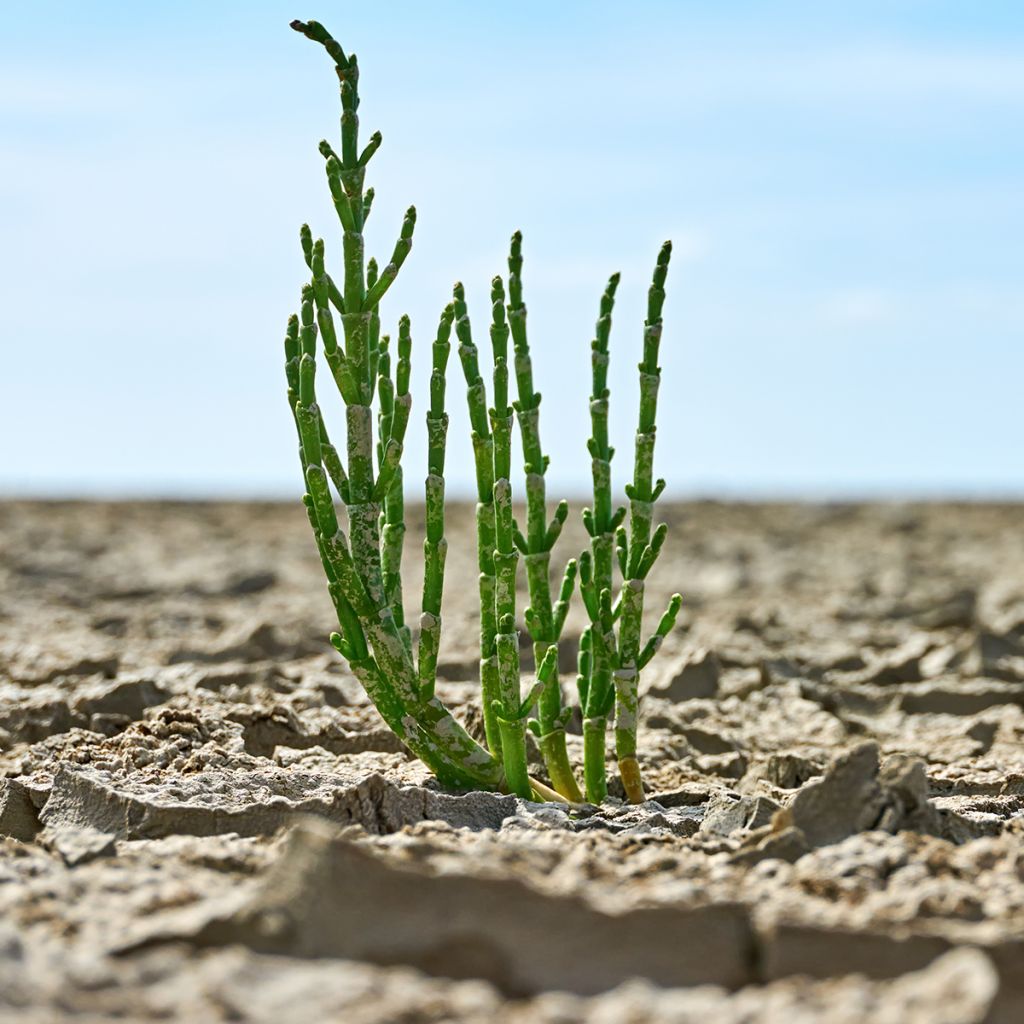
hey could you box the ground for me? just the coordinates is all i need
[0,500,1022,1023]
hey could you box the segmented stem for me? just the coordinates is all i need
[418,305,454,701]
[506,233,582,801]
[615,241,680,803]
[455,282,502,757]
[288,19,501,792]
[377,330,407,650]
[579,272,622,802]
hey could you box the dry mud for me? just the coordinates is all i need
[1,499,1023,1023]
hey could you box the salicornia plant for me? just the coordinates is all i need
[452,242,581,802]
[285,19,503,792]
[284,18,679,803]
[577,252,683,804]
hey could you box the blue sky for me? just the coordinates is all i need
[2,2,1022,497]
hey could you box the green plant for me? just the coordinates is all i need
[284,19,679,803]
[285,19,502,792]
[452,240,581,802]
[576,252,683,804]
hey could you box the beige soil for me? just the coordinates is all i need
[1,500,1022,1022]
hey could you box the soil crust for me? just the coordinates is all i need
[1,500,1023,1022]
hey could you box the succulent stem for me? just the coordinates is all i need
[505,233,582,801]
[454,283,504,758]
[614,241,679,804]
[578,245,681,804]
[288,19,501,792]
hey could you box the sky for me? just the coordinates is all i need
[2,1,1022,498]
